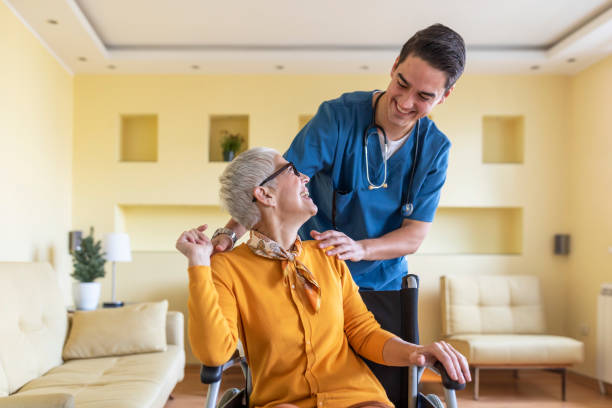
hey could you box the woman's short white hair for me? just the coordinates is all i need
[219,147,278,229]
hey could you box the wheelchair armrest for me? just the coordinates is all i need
[431,361,467,391]
[200,356,245,384]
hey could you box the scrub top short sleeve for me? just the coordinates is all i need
[284,101,339,178]
[405,140,451,222]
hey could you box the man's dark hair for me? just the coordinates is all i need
[398,24,466,90]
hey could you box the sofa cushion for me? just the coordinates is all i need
[441,275,545,336]
[0,392,74,408]
[0,263,67,396]
[447,334,584,365]
[17,345,184,408]
[62,301,168,360]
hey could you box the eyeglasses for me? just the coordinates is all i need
[252,162,300,202]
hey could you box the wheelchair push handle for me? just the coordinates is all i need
[402,273,420,345]
[433,361,466,391]
[200,356,244,384]
[402,274,419,289]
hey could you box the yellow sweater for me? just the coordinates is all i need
[188,240,395,408]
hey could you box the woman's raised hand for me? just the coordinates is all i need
[176,225,213,267]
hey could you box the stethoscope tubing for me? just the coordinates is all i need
[363,91,420,216]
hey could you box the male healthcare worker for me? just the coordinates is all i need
[211,24,466,290]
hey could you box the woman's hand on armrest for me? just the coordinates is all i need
[383,337,471,384]
[409,341,471,384]
[176,225,213,267]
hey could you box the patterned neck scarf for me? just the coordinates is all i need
[247,230,321,313]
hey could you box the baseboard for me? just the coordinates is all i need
[567,370,610,393]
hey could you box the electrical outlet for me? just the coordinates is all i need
[579,324,590,337]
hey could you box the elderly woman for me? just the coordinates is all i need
[176,147,470,408]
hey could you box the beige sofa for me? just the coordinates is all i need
[441,274,583,400]
[0,262,185,408]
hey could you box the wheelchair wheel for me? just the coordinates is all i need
[422,393,445,408]
[217,387,242,408]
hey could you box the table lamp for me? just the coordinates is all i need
[103,232,132,307]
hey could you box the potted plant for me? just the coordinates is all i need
[71,227,106,310]
[220,130,244,161]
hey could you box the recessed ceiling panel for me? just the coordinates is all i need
[76,0,611,48]
[5,0,612,74]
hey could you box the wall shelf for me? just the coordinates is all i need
[118,204,231,251]
[120,115,158,162]
[419,207,523,254]
[209,115,249,162]
[482,115,524,164]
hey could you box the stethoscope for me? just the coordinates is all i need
[363,91,420,217]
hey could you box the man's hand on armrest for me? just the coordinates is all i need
[0,393,74,408]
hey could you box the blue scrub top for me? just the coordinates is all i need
[284,91,450,290]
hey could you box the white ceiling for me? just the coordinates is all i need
[5,0,612,75]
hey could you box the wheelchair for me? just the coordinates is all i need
[200,274,465,408]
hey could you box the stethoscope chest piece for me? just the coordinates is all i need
[404,203,414,217]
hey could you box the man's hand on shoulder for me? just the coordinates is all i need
[310,230,366,262]
[211,233,233,254]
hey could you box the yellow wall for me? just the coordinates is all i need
[72,73,574,363]
[411,75,573,350]
[567,55,612,377]
[4,0,606,374]
[0,3,74,303]
[72,74,385,362]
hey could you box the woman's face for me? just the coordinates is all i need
[268,154,317,222]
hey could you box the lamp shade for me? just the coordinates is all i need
[104,233,132,262]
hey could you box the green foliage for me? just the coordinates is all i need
[220,130,244,153]
[71,227,106,283]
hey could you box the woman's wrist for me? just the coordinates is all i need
[188,254,211,267]
[401,342,422,365]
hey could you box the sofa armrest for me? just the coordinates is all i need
[0,393,74,408]
[166,311,184,347]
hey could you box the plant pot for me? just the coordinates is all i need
[223,150,235,161]
[73,282,101,310]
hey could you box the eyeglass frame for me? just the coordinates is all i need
[252,162,300,202]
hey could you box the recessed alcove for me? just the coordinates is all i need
[298,114,314,131]
[209,115,249,162]
[419,207,523,254]
[482,116,524,163]
[118,205,231,251]
[120,115,158,162]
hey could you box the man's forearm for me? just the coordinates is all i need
[361,219,431,261]
[225,218,247,239]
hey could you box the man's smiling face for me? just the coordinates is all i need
[383,54,452,133]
